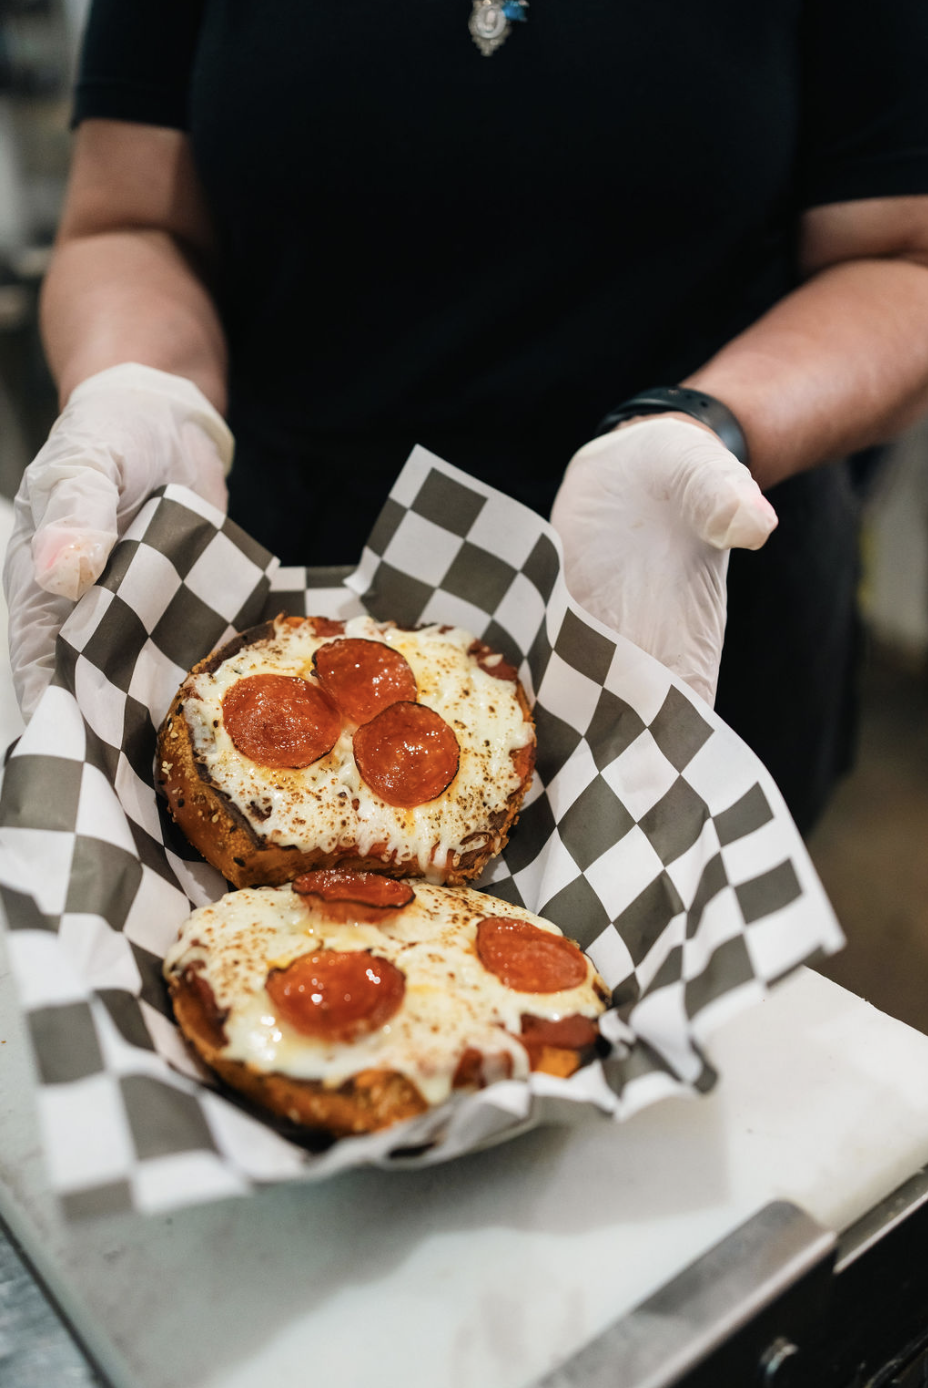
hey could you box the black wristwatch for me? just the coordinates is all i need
[595,386,750,469]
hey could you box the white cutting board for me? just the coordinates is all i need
[3,955,928,1388]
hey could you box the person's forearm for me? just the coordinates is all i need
[684,255,928,489]
[40,227,228,414]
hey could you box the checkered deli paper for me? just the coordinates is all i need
[0,446,843,1219]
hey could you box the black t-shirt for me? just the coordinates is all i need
[72,2,928,829]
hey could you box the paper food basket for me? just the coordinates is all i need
[0,446,843,1219]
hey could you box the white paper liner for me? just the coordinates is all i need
[0,447,843,1219]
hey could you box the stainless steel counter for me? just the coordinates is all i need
[0,1220,100,1387]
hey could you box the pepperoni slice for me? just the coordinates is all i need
[308,616,346,637]
[452,1048,514,1089]
[476,917,589,993]
[468,640,519,683]
[177,966,228,1049]
[520,1014,599,1050]
[266,950,405,1042]
[519,1014,599,1074]
[294,869,415,907]
[293,869,415,923]
[313,638,417,725]
[510,741,536,786]
[282,615,346,637]
[223,674,341,769]
[352,702,459,808]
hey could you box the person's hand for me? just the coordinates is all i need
[550,416,778,704]
[3,363,234,719]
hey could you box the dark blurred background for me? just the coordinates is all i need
[0,0,83,487]
[809,421,928,1035]
[0,0,926,1033]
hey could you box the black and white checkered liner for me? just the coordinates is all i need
[0,447,843,1219]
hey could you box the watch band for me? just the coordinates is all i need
[595,386,750,468]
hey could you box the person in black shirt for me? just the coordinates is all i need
[5,0,928,833]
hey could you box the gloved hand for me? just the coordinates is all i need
[3,362,234,720]
[550,417,778,704]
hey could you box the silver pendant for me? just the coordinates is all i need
[469,0,527,56]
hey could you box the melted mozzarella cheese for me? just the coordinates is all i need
[183,616,534,877]
[165,882,606,1105]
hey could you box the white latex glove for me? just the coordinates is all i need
[550,417,778,704]
[3,362,234,720]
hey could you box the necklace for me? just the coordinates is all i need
[469,0,529,56]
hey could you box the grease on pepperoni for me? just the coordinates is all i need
[353,702,459,808]
[313,638,417,725]
[223,673,341,769]
[266,950,405,1042]
[476,917,588,993]
[293,869,415,923]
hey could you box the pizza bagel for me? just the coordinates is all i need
[157,614,535,888]
[163,873,610,1138]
